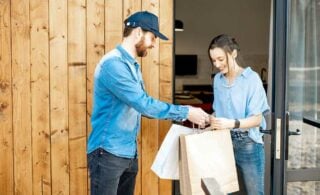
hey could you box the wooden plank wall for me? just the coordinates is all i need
[0,0,174,194]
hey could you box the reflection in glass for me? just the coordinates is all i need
[287,181,320,195]
[287,0,320,194]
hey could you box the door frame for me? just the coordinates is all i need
[271,0,289,194]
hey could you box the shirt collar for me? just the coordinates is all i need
[219,67,252,79]
[116,44,139,66]
[241,67,252,78]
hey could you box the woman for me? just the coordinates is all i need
[208,34,269,195]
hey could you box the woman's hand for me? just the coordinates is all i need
[210,116,234,130]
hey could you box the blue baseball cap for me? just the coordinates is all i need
[124,11,169,40]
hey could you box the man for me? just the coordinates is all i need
[87,11,209,195]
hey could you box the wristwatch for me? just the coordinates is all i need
[234,119,240,129]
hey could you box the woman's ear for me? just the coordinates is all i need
[232,49,238,58]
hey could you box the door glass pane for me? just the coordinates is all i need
[287,0,320,173]
[287,181,320,195]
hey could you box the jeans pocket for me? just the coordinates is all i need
[88,148,104,178]
[234,137,258,155]
[88,148,100,163]
[243,136,256,145]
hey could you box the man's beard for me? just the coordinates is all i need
[135,37,148,57]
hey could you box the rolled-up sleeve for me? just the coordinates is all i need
[246,74,270,117]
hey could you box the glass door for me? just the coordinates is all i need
[271,0,320,194]
[286,0,320,194]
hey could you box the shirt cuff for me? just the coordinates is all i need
[178,105,189,121]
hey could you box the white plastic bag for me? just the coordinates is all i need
[151,124,194,179]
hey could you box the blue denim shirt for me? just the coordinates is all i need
[87,45,189,158]
[213,67,270,143]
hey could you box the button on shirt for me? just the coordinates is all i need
[213,67,270,143]
[87,45,189,158]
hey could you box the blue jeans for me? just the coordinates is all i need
[231,131,265,195]
[88,148,138,195]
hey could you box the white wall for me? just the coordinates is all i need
[175,0,271,91]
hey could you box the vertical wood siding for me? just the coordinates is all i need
[141,1,160,195]
[11,0,32,194]
[159,0,174,194]
[49,0,69,194]
[30,0,50,194]
[0,0,14,194]
[0,0,174,194]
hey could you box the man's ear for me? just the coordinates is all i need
[135,27,143,38]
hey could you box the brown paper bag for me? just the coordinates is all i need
[179,130,239,195]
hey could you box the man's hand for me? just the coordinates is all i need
[187,106,210,127]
